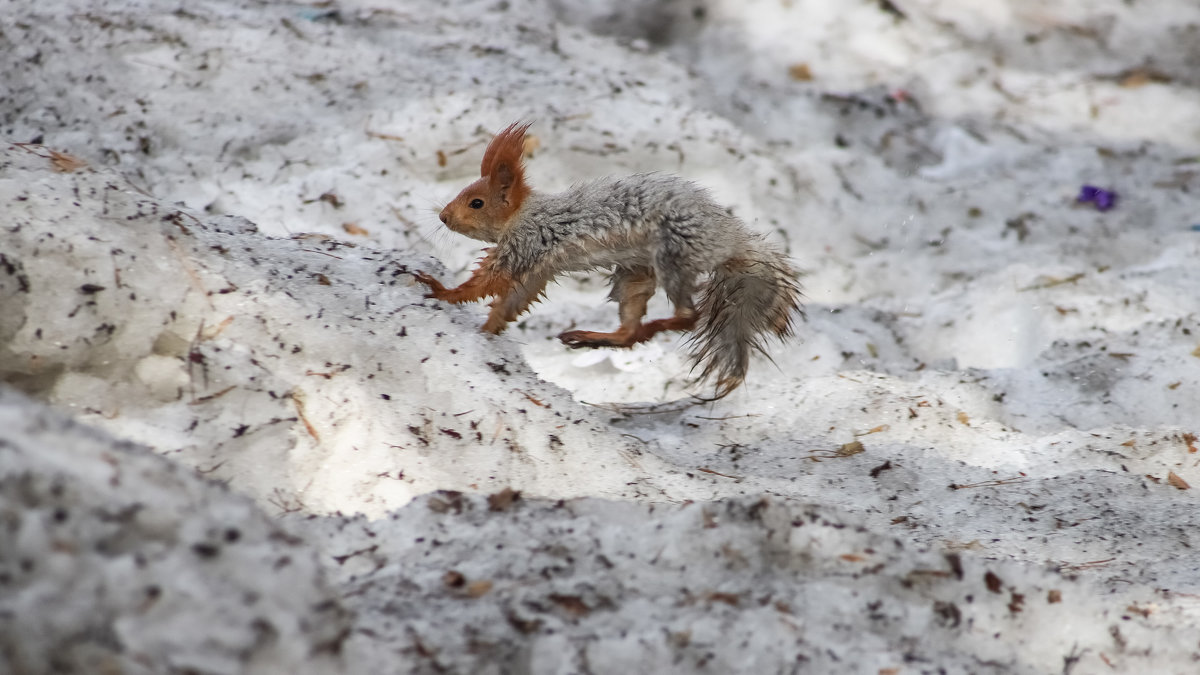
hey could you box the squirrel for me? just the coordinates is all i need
[414,122,802,399]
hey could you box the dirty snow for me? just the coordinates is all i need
[3,0,1200,672]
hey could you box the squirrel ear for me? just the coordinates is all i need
[493,162,517,203]
[480,121,532,209]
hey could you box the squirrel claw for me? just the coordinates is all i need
[558,331,592,349]
[411,271,442,298]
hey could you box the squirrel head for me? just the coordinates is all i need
[439,122,533,242]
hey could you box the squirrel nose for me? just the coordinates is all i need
[438,209,448,224]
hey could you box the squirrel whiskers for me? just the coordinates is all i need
[415,122,802,398]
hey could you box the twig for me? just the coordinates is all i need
[948,476,1029,490]
[802,440,865,461]
[366,129,405,142]
[1019,273,1085,292]
[12,142,87,172]
[697,467,742,481]
[291,389,321,441]
[581,398,705,414]
[1060,557,1116,572]
[300,248,345,260]
[189,385,236,405]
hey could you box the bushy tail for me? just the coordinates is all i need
[687,239,802,399]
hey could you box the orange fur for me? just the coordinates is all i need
[480,123,531,183]
[558,271,697,348]
[436,122,533,243]
[418,123,540,334]
[414,254,511,303]
[481,121,532,221]
[412,249,561,336]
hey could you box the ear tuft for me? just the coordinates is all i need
[480,121,532,179]
[480,121,533,209]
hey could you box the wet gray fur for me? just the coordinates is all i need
[495,173,802,397]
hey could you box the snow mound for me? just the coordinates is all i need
[0,387,349,674]
[313,491,1196,674]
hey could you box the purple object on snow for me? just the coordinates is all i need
[1077,184,1117,211]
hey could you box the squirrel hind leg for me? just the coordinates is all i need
[559,270,658,348]
[637,270,700,343]
[633,308,696,342]
[559,307,697,349]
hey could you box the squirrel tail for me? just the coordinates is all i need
[687,238,802,399]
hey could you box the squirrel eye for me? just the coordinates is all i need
[469,198,484,209]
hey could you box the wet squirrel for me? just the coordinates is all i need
[414,122,802,398]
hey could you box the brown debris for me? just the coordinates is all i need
[984,571,1004,594]
[697,467,742,480]
[949,476,1029,490]
[549,594,591,617]
[466,580,492,598]
[1007,592,1025,614]
[291,389,320,441]
[486,487,520,512]
[706,591,740,607]
[13,142,88,172]
[788,63,813,81]
[838,440,865,456]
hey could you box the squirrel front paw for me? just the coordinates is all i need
[411,271,445,298]
[558,330,592,349]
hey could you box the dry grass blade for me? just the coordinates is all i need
[13,142,88,172]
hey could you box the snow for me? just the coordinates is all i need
[3,0,1200,672]
[0,388,349,674]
